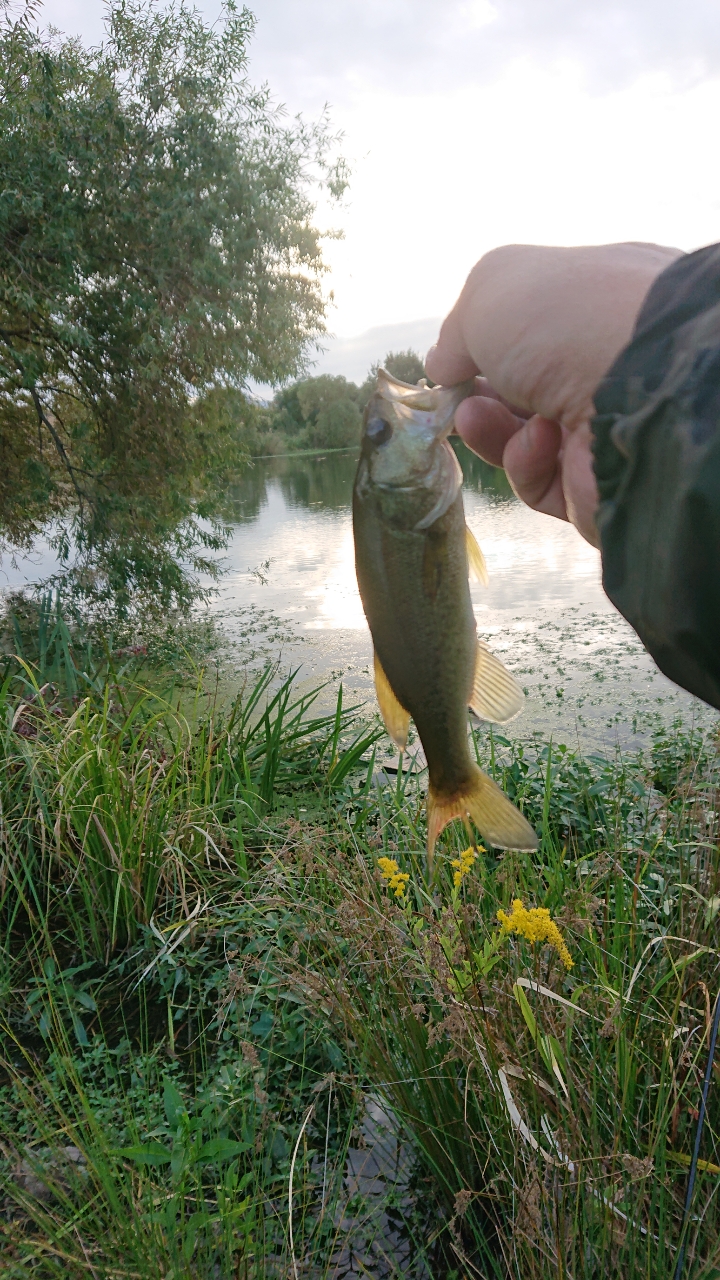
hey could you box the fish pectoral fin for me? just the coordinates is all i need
[427,764,537,862]
[465,525,489,585]
[470,640,524,724]
[374,651,411,751]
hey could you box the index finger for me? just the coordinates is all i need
[425,305,479,385]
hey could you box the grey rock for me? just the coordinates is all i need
[14,1144,87,1202]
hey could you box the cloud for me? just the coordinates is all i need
[311,317,443,384]
[37,2,720,101]
[248,0,720,104]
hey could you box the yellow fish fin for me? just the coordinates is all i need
[465,525,489,585]
[374,650,411,750]
[469,640,524,724]
[427,763,537,864]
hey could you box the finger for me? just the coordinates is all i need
[562,422,600,547]
[455,395,525,467]
[425,306,479,385]
[502,416,568,521]
[473,377,530,419]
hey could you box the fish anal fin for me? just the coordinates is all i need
[427,763,537,863]
[465,525,489,585]
[374,651,411,750]
[470,640,524,724]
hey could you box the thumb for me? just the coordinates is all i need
[425,306,479,385]
[562,423,600,547]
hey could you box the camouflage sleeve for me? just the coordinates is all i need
[591,243,720,710]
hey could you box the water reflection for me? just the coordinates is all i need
[224,449,358,523]
[453,441,515,500]
[208,443,713,748]
[223,437,515,526]
[0,440,711,747]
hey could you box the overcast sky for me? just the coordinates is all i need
[38,0,720,350]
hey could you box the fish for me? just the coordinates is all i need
[353,368,537,863]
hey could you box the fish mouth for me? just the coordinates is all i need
[375,368,475,440]
[359,369,475,518]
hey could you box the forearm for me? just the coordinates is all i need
[592,243,720,710]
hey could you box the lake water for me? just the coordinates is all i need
[2,443,712,751]
[205,444,712,751]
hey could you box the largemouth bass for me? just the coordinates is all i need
[353,369,537,862]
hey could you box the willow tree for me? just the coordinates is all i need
[0,0,343,611]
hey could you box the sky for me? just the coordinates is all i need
[37,0,720,368]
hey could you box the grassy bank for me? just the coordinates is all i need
[0,609,719,1277]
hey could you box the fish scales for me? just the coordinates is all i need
[353,368,537,862]
[354,488,476,797]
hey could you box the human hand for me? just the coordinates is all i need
[425,242,682,546]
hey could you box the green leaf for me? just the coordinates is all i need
[196,1138,249,1164]
[250,1010,274,1038]
[71,1015,88,1047]
[163,1079,185,1128]
[223,1196,252,1219]
[115,1142,171,1166]
[513,983,568,1094]
[514,983,538,1040]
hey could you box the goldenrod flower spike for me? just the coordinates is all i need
[377,856,410,899]
[497,898,573,969]
[450,845,482,889]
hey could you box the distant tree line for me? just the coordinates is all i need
[246,349,429,456]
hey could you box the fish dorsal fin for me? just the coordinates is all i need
[374,650,411,750]
[469,640,524,724]
[466,525,489,585]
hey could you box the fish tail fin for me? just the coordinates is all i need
[427,763,537,864]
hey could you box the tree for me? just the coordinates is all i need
[269,384,307,438]
[296,375,361,449]
[357,348,430,407]
[383,349,428,386]
[0,0,345,612]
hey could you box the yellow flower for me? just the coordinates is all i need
[497,898,573,969]
[377,856,410,899]
[450,845,481,889]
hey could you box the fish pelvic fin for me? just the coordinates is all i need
[374,650,411,751]
[465,525,489,586]
[427,763,537,864]
[470,640,525,724]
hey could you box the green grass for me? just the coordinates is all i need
[0,601,719,1276]
[280,729,720,1277]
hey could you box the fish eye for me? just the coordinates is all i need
[365,416,392,446]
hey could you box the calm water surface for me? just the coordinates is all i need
[206,444,712,750]
[1,443,712,749]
